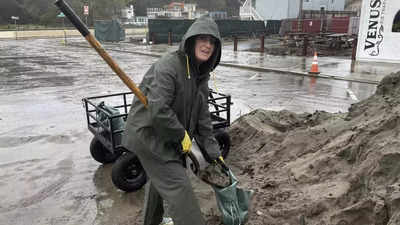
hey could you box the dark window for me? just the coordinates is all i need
[393,10,400,32]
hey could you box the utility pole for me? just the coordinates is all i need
[299,0,303,19]
[84,2,89,25]
[91,0,95,26]
[11,16,19,40]
[57,12,66,45]
[298,0,304,32]
[14,19,17,40]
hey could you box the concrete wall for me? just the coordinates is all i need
[255,0,300,20]
[0,28,147,39]
[303,0,345,11]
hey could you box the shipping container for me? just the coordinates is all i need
[328,17,349,33]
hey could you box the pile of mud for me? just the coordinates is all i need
[215,71,400,225]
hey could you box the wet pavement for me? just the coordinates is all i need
[0,36,396,225]
[69,37,386,115]
[84,37,398,84]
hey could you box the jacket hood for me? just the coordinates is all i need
[179,16,222,74]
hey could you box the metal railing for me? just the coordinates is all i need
[240,0,264,21]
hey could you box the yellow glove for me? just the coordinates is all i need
[218,156,224,163]
[215,156,229,172]
[214,156,224,164]
[181,131,192,154]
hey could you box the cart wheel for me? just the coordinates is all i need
[111,152,147,192]
[215,131,230,159]
[90,137,120,164]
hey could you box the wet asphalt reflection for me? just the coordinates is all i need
[0,37,377,225]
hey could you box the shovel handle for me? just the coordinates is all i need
[54,0,148,107]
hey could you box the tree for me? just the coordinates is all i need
[0,0,237,26]
[0,0,33,24]
[91,0,126,20]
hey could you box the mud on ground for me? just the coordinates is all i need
[211,71,400,225]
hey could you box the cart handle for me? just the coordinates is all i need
[54,0,148,107]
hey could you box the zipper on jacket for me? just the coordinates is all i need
[186,54,191,79]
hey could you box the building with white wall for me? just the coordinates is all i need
[121,5,135,24]
[183,3,197,19]
[240,0,346,21]
[303,0,345,11]
[147,8,164,19]
[194,9,209,19]
[255,0,300,20]
[147,2,198,19]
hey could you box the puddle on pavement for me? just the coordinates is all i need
[320,62,341,68]
[30,59,70,66]
[0,135,49,148]
[1,74,75,92]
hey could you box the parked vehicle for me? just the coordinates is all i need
[82,90,232,192]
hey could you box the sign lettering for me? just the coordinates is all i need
[363,0,385,56]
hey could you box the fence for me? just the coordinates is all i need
[281,17,352,35]
[148,19,271,44]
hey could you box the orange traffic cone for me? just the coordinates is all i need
[309,51,320,75]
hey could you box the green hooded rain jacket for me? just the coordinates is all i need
[122,17,222,163]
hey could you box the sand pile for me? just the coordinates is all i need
[217,72,400,225]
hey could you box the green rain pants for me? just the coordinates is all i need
[137,149,206,225]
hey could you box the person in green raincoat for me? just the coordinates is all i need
[122,16,223,225]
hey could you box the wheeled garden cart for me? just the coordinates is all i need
[82,90,232,192]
